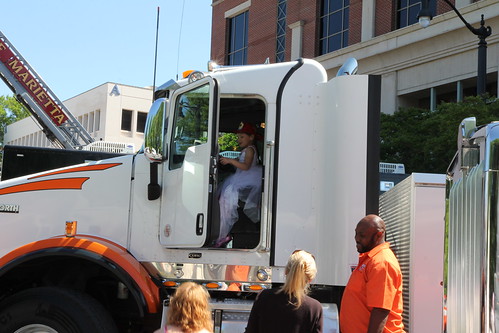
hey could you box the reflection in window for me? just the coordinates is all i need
[228,11,248,65]
[276,0,287,63]
[320,0,349,55]
[170,84,210,170]
[397,0,436,29]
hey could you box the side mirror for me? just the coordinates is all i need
[144,98,167,163]
[460,117,476,140]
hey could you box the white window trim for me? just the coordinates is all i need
[225,0,251,18]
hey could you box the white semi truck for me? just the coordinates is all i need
[0,58,381,332]
[444,117,499,332]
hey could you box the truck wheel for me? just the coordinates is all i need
[0,287,118,333]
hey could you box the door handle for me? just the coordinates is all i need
[196,213,204,235]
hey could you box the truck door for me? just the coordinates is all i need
[159,78,219,247]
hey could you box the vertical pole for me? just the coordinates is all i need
[430,87,437,111]
[431,1,491,97]
[457,81,463,102]
[476,15,487,96]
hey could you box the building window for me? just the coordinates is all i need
[121,109,133,131]
[95,110,101,132]
[320,0,349,55]
[137,111,147,133]
[276,0,287,62]
[89,111,94,133]
[397,0,436,29]
[228,11,248,65]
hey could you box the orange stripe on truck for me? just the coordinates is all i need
[0,235,160,313]
[28,163,122,180]
[0,178,89,196]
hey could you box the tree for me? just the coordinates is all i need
[381,96,499,174]
[218,133,238,151]
[0,95,30,148]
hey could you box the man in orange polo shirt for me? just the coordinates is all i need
[340,215,405,333]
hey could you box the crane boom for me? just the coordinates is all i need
[0,30,94,149]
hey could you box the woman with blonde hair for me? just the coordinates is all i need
[245,250,323,333]
[154,282,213,333]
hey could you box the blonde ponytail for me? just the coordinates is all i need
[278,250,317,308]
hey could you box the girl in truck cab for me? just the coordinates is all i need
[215,122,262,247]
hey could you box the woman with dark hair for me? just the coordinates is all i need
[245,250,323,333]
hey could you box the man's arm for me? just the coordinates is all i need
[367,307,390,333]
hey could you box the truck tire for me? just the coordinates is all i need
[0,287,118,333]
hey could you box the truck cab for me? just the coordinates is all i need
[128,58,381,330]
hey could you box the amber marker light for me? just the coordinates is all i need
[163,281,178,287]
[182,70,194,78]
[205,282,221,289]
[65,221,77,237]
[248,285,263,291]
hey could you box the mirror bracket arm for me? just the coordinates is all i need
[148,163,161,200]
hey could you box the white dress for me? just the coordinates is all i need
[217,145,262,241]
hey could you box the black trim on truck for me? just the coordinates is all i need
[365,75,382,215]
[1,145,125,181]
[270,58,305,266]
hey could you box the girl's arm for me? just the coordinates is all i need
[220,147,254,170]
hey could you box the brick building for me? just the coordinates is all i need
[210,0,499,114]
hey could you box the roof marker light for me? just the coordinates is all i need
[207,60,219,72]
[182,70,194,78]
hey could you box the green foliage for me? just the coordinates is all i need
[0,95,30,148]
[218,133,238,151]
[381,96,499,174]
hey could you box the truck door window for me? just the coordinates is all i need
[169,84,210,169]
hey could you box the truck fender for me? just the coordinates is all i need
[0,235,160,314]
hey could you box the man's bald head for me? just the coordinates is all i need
[354,215,386,253]
[358,214,386,233]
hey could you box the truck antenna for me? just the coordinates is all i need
[175,0,186,81]
[152,6,160,100]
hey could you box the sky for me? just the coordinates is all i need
[0,0,212,101]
